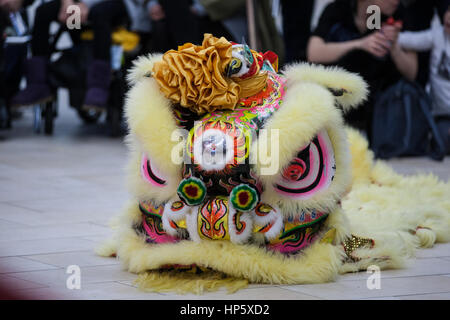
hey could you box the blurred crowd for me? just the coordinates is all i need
[304,0,449,154]
[0,0,449,153]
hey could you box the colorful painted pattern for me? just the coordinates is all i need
[141,154,167,187]
[200,71,285,131]
[138,201,179,244]
[232,211,247,235]
[180,71,284,199]
[265,210,329,254]
[137,200,329,254]
[198,196,230,240]
[186,119,249,170]
[137,66,330,255]
[275,130,336,200]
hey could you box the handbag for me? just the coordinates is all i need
[371,79,446,161]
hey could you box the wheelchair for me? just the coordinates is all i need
[44,25,144,136]
[1,16,145,137]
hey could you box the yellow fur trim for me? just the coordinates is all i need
[257,81,352,217]
[416,228,436,248]
[135,270,249,294]
[121,238,343,284]
[282,62,368,111]
[94,237,117,258]
[343,129,450,269]
[110,203,344,285]
[124,54,181,204]
[346,127,374,184]
[126,53,162,85]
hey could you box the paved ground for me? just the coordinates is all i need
[0,93,449,300]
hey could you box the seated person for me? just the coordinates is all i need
[307,0,418,140]
[397,7,450,152]
[12,0,150,110]
[0,0,32,127]
[401,0,450,87]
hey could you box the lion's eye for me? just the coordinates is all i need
[275,130,336,199]
[141,153,167,187]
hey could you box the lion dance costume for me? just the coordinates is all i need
[98,34,450,294]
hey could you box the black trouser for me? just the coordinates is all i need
[156,0,202,49]
[32,0,128,60]
[281,0,314,63]
[0,9,7,65]
[0,9,28,102]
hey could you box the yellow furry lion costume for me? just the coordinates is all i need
[97,35,450,294]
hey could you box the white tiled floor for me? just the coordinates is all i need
[0,97,449,300]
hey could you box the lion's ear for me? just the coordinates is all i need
[126,53,163,86]
[282,62,369,112]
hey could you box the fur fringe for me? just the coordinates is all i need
[135,270,249,295]
[282,62,369,111]
[342,128,450,273]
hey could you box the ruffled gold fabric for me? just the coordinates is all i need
[152,34,268,115]
[234,72,268,99]
[152,34,240,115]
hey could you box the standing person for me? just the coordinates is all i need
[147,0,202,53]
[402,0,450,87]
[307,0,417,139]
[281,0,315,63]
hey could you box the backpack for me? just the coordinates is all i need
[371,79,446,161]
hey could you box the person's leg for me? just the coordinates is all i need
[0,9,8,99]
[150,19,174,53]
[158,0,201,45]
[83,0,128,109]
[31,0,61,56]
[90,0,128,61]
[0,9,7,128]
[436,116,450,154]
[11,0,60,106]
[281,0,314,63]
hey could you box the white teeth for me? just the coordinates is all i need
[228,205,253,244]
[253,204,283,241]
[185,207,201,242]
[161,194,284,244]
[161,197,191,237]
